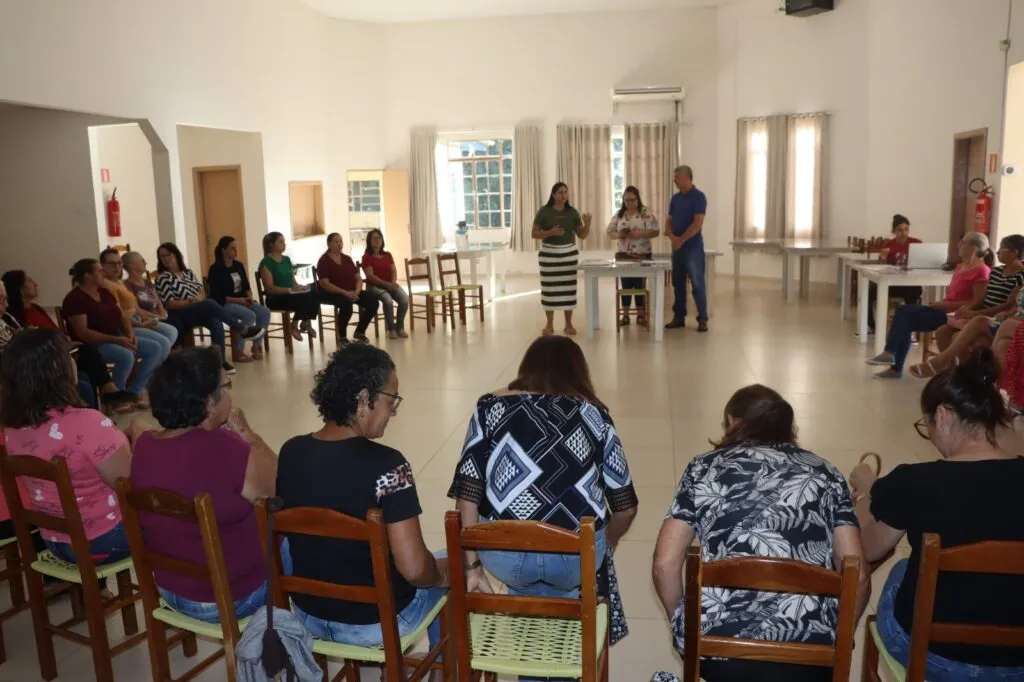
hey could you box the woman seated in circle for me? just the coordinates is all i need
[155,242,265,374]
[258,232,320,343]
[131,346,278,622]
[361,229,409,340]
[907,234,1024,378]
[63,258,163,409]
[0,272,133,410]
[1,328,144,565]
[651,385,870,682]
[448,336,638,608]
[869,231,992,379]
[122,251,172,323]
[866,214,923,334]
[276,344,447,664]
[850,348,1024,681]
[99,247,177,361]
[316,232,380,343]
[206,236,271,362]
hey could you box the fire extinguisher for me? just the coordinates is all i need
[969,178,993,236]
[106,187,122,238]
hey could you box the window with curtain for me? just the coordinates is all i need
[746,124,769,235]
[435,139,513,233]
[788,114,826,240]
[611,126,625,211]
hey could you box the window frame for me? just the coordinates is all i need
[443,138,513,230]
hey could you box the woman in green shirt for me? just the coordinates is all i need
[257,232,321,342]
[532,182,592,336]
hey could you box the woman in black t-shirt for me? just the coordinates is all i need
[207,236,271,362]
[850,348,1024,680]
[276,344,448,673]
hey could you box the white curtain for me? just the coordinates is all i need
[625,122,679,253]
[409,128,443,255]
[786,113,828,240]
[556,124,612,250]
[765,115,788,240]
[511,124,542,253]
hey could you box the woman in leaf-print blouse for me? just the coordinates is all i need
[651,385,871,682]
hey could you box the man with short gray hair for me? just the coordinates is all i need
[664,165,708,331]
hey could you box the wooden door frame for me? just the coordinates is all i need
[192,165,248,276]
[948,128,988,257]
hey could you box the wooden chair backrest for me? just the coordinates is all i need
[682,546,860,682]
[444,510,601,681]
[0,446,104,592]
[436,253,463,288]
[54,305,69,335]
[903,534,1024,681]
[253,270,267,305]
[254,500,407,679]
[107,244,132,253]
[405,257,435,293]
[864,237,887,254]
[117,479,242,645]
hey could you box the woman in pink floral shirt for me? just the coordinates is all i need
[1,328,138,565]
[607,186,660,326]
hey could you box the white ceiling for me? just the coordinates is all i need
[299,0,729,24]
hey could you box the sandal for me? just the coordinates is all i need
[542,326,554,336]
[234,353,254,363]
[908,360,939,379]
[564,326,577,336]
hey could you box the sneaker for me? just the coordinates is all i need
[354,333,370,343]
[665,319,685,330]
[397,329,409,338]
[388,330,399,340]
[242,326,266,341]
[697,321,709,333]
[222,362,236,375]
[866,353,895,366]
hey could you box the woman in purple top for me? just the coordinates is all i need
[130,346,278,622]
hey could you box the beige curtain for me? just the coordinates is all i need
[511,124,542,253]
[765,115,788,239]
[734,116,787,240]
[785,113,828,240]
[409,128,442,255]
[624,122,679,253]
[556,124,612,250]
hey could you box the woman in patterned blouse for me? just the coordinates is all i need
[651,385,870,682]
[606,186,660,327]
[448,337,638,629]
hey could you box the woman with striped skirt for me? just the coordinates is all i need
[532,182,592,336]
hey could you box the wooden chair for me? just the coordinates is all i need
[682,545,860,682]
[862,534,1024,682]
[436,253,484,325]
[255,500,452,682]
[615,282,649,330]
[254,270,314,355]
[443,510,609,682]
[311,266,381,343]
[0,532,31,664]
[405,257,454,334]
[0,448,144,682]
[117,478,244,682]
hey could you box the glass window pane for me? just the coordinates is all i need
[613,158,623,172]
[352,198,361,211]
[463,177,474,193]
[487,161,499,175]
[614,176,624,191]
[465,196,476,212]
[488,195,500,210]
[487,141,499,155]
[502,158,512,174]
[365,181,380,190]
[462,161,473,175]
[503,175,511,192]
[460,142,475,157]
[613,137,624,153]
[504,211,511,227]
[475,160,488,176]
[473,141,488,157]
[480,212,491,227]
[489,176,500,192]
[503,193,511,209]
[490,212,501,227]
[502,139,513,155]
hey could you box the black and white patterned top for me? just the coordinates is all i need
[155,270,203,306]
[667,442,858,655]
[981,265,1024,308]
[448,393,638,531]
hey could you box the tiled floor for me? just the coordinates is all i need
[1,275,1013,681]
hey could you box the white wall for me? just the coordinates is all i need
[1000,62,1024,235]
[90,123,161,262]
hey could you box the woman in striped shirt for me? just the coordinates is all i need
[532,182,592,337]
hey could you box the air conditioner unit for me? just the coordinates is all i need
[610,86,685,103]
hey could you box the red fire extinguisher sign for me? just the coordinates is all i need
[106,188,121,238]
[969,178,993,236]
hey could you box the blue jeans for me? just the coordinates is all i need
[671,247,707,323]
[98,336,163,395]
[365,285,409,331]
[134,323,177,361]
[877,559,1024,681]
[223,302,271,350]
[883,304,948,373]
[160,582,267,623]
[480,528,607,682]
[45,522,131,565]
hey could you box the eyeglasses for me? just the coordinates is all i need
[913,417,930,440]
[378,391,403,414]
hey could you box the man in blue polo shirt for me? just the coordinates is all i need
[665,165,708,332]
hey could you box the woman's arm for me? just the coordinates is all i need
[532,223,561,240]
[652,518,696,618]
[641,214,661,239]
[968,286,1018,318]
[363,265,388,288]
[605,507,637,553]
[387,516,445,588]
[455,498,493,593]
[833,525,872,623]
[67,314,122,346]
[259,267,292,296]
[575,213,592,240]
[95,443,133,488]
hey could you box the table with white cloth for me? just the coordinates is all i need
[426,243,507,302]
[731,238,852,301]
[579,259,672,342]
[852,263,952,354]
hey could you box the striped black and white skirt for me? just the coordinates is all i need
[538,243,579,310]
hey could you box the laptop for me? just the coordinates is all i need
[906,243,948,270]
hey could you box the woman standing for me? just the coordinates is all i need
[207,236,271,361]
[317,233,379,343]
[258,232,320,342]
[606,186,659,327]
[533,182,591,336]
[361,229,408,339]
[867,214,923,333]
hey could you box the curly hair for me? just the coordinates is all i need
[148,346,223,429]
[311,343,395,426]
[0,328,83,428]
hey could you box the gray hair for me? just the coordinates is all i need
[962,231,990,257]
[121,251,144,269]
[674,165,693,180]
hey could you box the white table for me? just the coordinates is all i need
[652,250,722,319]
[427,243,507,301]
[838,252,880,318]
[730,239,852,302]
[853,263,953,354]
[579,259,672,342]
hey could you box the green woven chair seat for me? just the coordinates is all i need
[421,290,448,298]
[30,550,133,583]
[618,289,648,296]
[444,284,483,291]
[0,536,18,550]
[312,594,447,664]
[869,620,912,681]
[153,604,251,640]
[468,603,608,677]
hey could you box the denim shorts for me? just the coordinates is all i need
[160,582,267,623]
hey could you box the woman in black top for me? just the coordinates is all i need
[851,348,1024,680]
[207,236,271,361]
[276,344,447,672]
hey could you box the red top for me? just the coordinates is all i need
[316,253,359,291]
[361,252,396,283]
[882,237,922,266]
[945,263,990,302]
[24,304,57,330]
[61,288,122,339]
